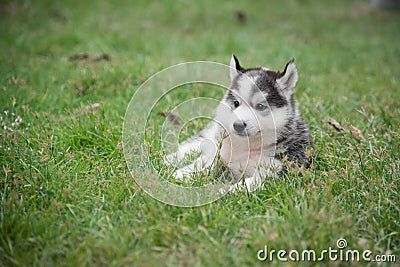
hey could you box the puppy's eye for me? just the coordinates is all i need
[233,100,240,108]
[256,103,267,111]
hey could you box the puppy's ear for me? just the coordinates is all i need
[276,59,298,96]
[230,54,242,82]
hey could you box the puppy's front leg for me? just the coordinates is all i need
[229,160,282,193]
[165,138,202,164]
[165,122,219,164]
[174,156,211,181]
[229,174,263,193]
[174,138,218,181]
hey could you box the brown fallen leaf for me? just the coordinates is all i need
[69,53,89,61]
[75,87,88,95]
[350,125,362,139]
[40,155,51,164]
[325,117,344,131]
[158,110,181,125]
[92,53,111,62]
[235,11,247,24]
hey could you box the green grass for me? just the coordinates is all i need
[1,0,399,266]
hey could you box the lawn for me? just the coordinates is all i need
[0,0,399,266]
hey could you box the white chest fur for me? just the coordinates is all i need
[219,134,276,177]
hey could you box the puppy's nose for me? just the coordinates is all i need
[233,120,247,132]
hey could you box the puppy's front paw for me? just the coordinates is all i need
[228,183,242,194]
[173,169,186,182]
[173,168,195,183]
[217,184,240,195]
[230,177,262,193]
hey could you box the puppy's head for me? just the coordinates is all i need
[216,55,298,138]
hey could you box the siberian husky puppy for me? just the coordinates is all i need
[166,55,313,192]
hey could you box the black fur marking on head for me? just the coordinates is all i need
[229,68,290,109]
[225,89,238,105]
[254,71,288,108]
[266,90,288,108]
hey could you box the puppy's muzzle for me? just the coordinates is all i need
[233,120,247,133]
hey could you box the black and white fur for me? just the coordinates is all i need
[166,55,313,192]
